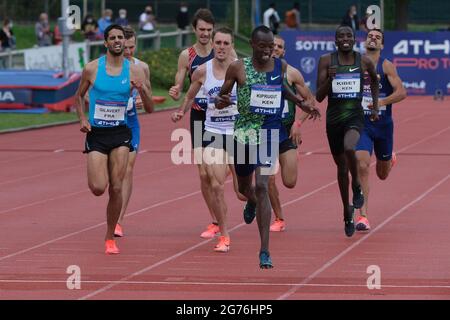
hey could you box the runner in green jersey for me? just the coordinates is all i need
[216,26,320,269]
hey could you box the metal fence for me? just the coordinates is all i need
[0,29,193,69]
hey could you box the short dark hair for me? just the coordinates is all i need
[212,27,234,41]
[369,28,384,44]
[123,26,136,40]
[251,25,272,41]
[104,24,125,40]
[335,25,354,40]
[192,8,215,28]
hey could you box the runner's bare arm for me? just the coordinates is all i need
[171,65,205,122]
[140,62,154,113]
[75,62,95,132]
[381,59,407,106]
[315,54,332,103]
[131,64,154,113]
[290,66,315,107]
[282,60,320,120]
[216,60,242,109]
[169,49,189,100]
[363,55,379,121]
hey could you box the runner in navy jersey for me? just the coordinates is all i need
[355,29,407,231]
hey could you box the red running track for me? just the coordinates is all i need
[0,96,449,300]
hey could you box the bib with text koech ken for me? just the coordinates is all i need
[332,73,361,99]
[94,99,127,127]
[250,84,282,115]
[209,96,238,123]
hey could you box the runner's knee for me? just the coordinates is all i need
[211,180,224,195]
[108,182,123,196]
[89,183,107,196]
[358,160,370,175]
[376,168,389,180]
[282,175,296,189]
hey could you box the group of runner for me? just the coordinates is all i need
[75,9,406,268]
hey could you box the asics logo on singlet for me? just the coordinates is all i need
[349,67,359,72]
[121,78,127,84]
[270,75,280,81]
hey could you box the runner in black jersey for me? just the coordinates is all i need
[316,25,379,237]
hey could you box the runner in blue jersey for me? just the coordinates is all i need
[115,26,154,238]
[75,24,152,255]
[355,29,407,231]
[216,26,320,268]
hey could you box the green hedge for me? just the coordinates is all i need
[137,48,189,92]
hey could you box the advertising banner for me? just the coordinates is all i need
[280,30,450,96]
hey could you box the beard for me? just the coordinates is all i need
[109,48,124,56]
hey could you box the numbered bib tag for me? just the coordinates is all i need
[362,94,386,116]
[94,100,127,126]
[209,96,238,123]
[332,73,361,99]
[281,99,289,119]
[127,96,134,111]
[194,88,208,111]
[250,84,282,115]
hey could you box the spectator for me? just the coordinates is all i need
[98,9,113,35]
[341,4,359,31]
[176,2,189,47]
[263,3,281,35]
[81,14,99,41]
[0,18,16,50]
[35,13,53,46]
[285,2,301,30]
[139,5,157,33]
[139,5,157,49]
[115,9,129,27]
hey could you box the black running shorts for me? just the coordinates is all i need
[84,125,132,154]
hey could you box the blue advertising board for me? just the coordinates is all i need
[280,31,450,96]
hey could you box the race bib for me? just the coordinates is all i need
[362,94,386,115]
[127,96,134,111]
[332,73,361,99]
[194,89,208,111]
[250,84,282,115]
[281,99,289,119]
[94,100,126,126]
[208,96,238,123]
